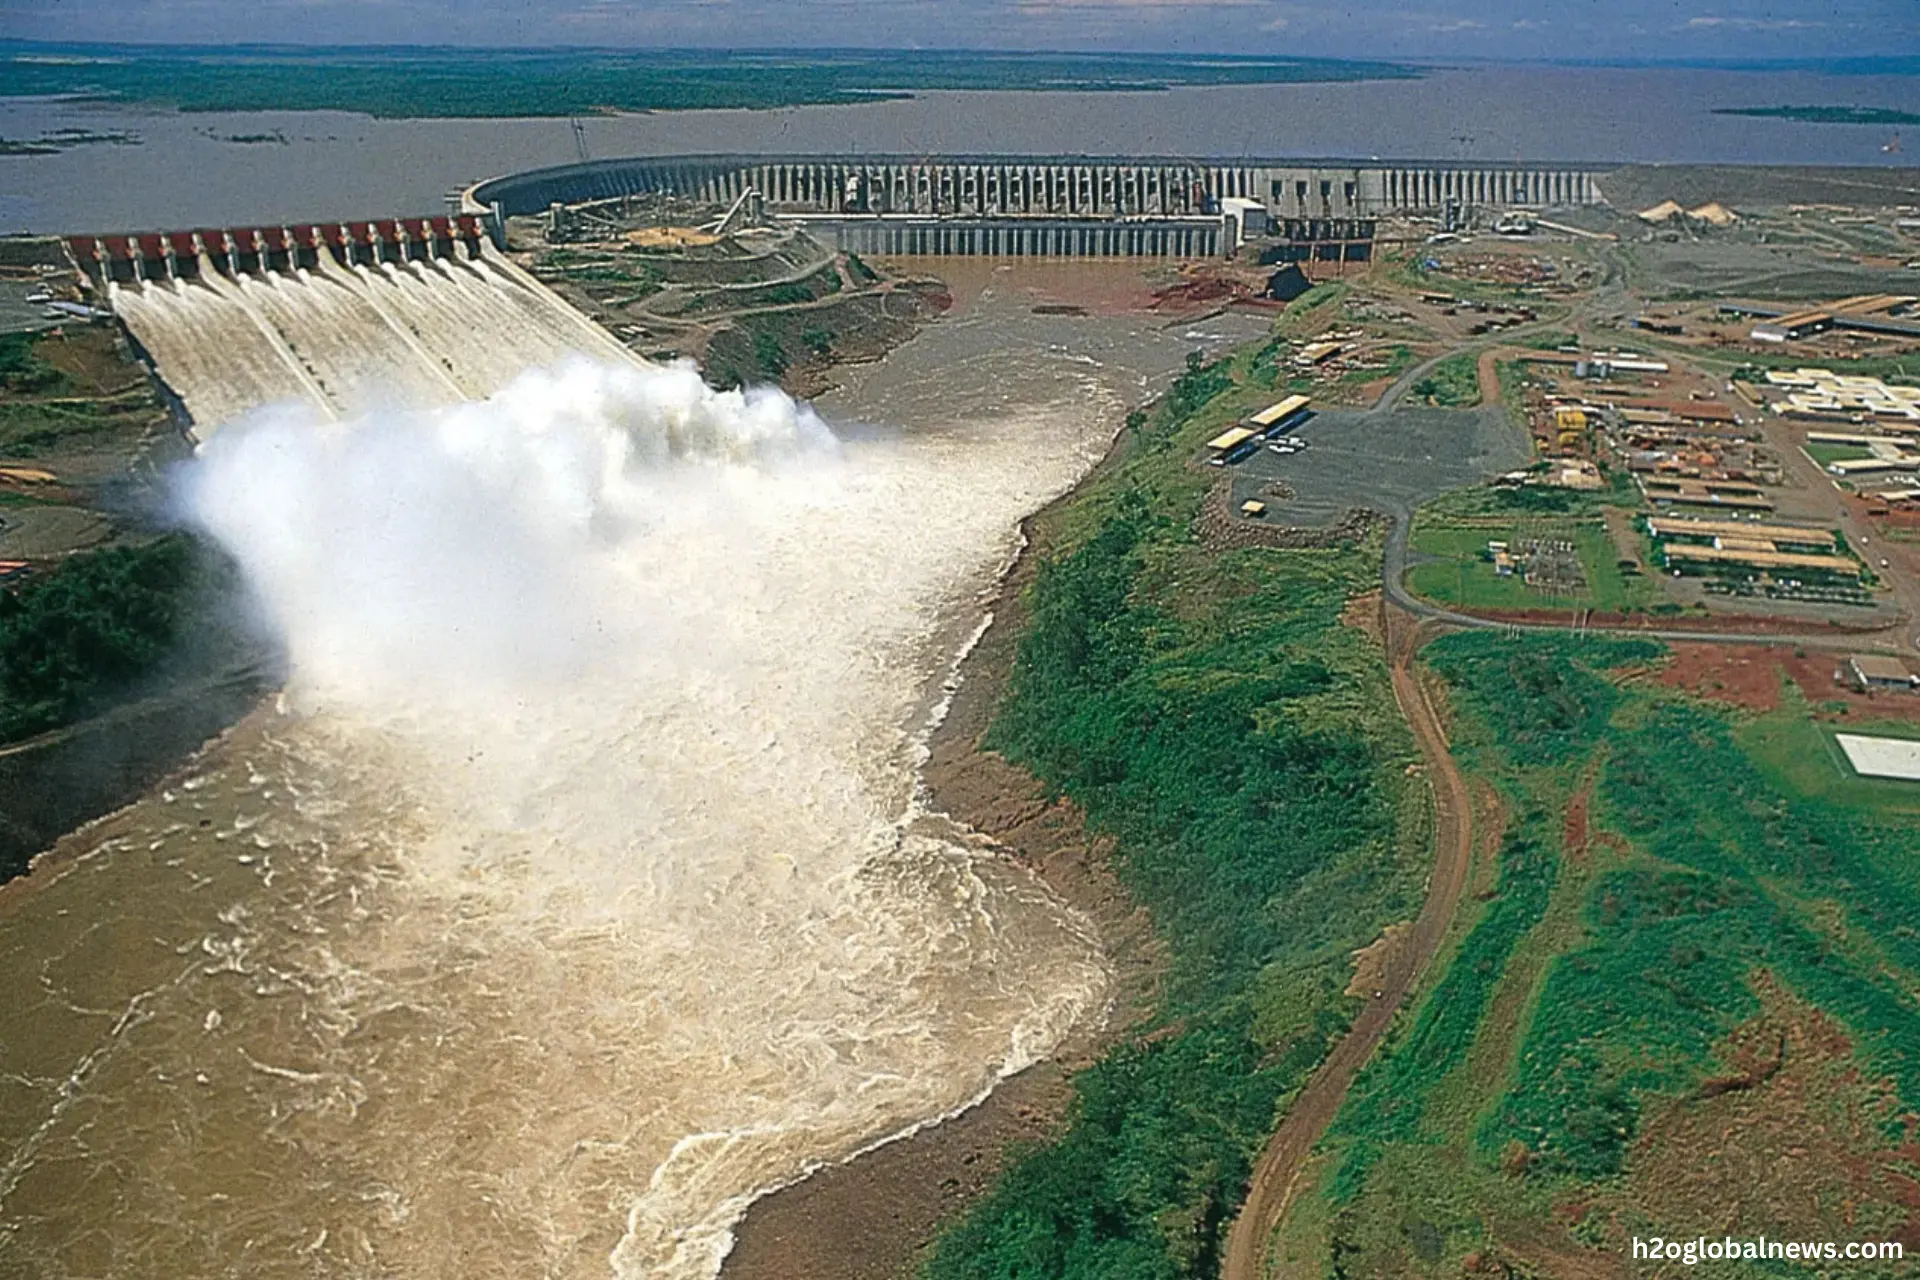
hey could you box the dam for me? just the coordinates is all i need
[465,153,1613,259]
[72,215,641,437]
[64,152,1620,425]
[65,151,1619,437]
[467,154,1610,219]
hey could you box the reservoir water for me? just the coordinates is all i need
[3,65,1918,234]
[0,275,1268,1279]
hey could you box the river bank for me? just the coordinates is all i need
[719,433,1167,1279]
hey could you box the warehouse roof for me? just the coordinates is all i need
[1662,544,1859,575]
[1648,517,1835,546]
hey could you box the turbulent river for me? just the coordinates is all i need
[0,277,1265,1279]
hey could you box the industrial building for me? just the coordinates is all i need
[1848,654,1919,692]
[1742,295,1920,344]
[1645,517,1837,552]
[1768,368,1920,427]
[1660,543,1861,579]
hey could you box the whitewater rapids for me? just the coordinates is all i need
[0,353,1117,1279]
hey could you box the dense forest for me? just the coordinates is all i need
[0,46,1419,120]
[0,536,230,744]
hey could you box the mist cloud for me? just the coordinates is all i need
[175,358,836,706]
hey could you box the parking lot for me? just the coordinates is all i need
[1226,403,1532,531]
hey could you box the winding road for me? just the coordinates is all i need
[1220,601,1475,1280]
[1221,268,1912,1278]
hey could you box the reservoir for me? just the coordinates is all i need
[4,64,1919,234]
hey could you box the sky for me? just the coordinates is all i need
[3,0,1918,60]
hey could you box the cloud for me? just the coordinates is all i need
[1684,14,1825,29]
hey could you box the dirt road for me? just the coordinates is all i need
[1219,602,1477,1280]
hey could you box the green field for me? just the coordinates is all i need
[1802,440,1876,469]
[1283,633,1920,1276]
[924,338,1428,1278]
[0,44,1421,119]
[1406,484,1658,615]
[1408,353,1481,407]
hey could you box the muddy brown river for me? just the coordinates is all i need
[0,276,1266,1279]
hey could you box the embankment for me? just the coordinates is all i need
[0,661,273,882]
[720,443,1165,1280]
[727,341,1427,1279]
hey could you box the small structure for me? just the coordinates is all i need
[1205,426,1259,465]
[1836,733,1920,780]
[1544,459,1604,490]
[1240,499,1268,519]
[1247,394,1312,435]
[1848,654,1918,692]
[1221,197,1269,247]
[1265,263,1314,302]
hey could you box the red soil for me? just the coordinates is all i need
[1651,642,1920,719]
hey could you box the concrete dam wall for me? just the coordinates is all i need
[76,216,640,438]
[468,154,1611,222]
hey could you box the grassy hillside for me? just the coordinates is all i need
[924,348,1428,1277]
[1288,632,1920,1276]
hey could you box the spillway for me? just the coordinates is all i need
[90,220,639,439]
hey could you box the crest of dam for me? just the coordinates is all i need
[75,217,640,440]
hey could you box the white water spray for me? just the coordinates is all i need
[168,356,1110,1278]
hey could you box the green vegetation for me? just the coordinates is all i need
[1296,630,1920,1276]
[1714,105,1920,126]
[1325,822,1557,1202]
[0,536,225,744]
[1270,283,1350,340]
[1488,693,1920,1174]
[925,347,1423,1277]
[1,45,1420,119]
[1427,632,1658,767]
[1340,345,1416,388]
[1408,354,1480,407]
[0,332,71,396]
[1802,440,1874,468]
[0,396,155,457]
[1519,330,1578,351]
[1406,484,1656,615]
